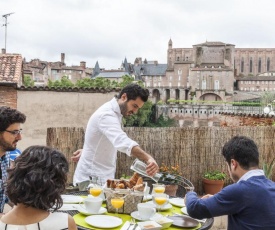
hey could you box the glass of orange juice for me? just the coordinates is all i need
[111,197,124,217]
[153,184,165,194]
[152,193,168,213]
[89,186,102,197]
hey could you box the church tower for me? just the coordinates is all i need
[167,38,173,69]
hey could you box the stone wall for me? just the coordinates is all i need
[16,90,115,150]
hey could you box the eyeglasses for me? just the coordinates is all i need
[4,129,23,136]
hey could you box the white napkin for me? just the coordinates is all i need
[120,221,141,230]
[58,204,81,211]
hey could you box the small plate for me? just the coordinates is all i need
[77,206,107,215]
[143,194,153,201]
[167,215,199,228]
[85,215,122,228]
[146,200,172,211]
[181,207,188,215]
[131,211,162,221]
[169,198,185,207]
[61,195,83,204]
[138,220,162,230]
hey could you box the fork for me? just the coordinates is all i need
[126,217,135,230]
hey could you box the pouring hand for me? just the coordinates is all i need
[146,158,159,176]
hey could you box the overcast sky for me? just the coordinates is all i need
[1,0,275,69]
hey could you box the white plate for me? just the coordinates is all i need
[169,198,185,207]
[146,200,172,211]
[61,195,83,204]
[180,207,207,223]
[77,206,107,215]
[131,211,162,221]
[181,207,189,215]
[143,194,153,201]
[85,215,122,228]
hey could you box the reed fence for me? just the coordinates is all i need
[47,126,275,195]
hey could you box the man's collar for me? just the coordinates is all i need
[238,169,265,183]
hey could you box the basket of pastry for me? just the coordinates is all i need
[104,172,147,214]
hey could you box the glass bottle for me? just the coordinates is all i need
[130,159,162,183]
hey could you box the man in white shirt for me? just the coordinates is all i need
[73,84,159,185]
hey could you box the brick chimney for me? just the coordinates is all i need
[61,53,65,63]
[2,48,6,54]
[80,61,86,69]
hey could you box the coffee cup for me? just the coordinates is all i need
[137,203,156,220]
[82,197,103,214]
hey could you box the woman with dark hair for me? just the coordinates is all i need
[0,145,77,230]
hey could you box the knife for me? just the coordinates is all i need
[132,223,138,230]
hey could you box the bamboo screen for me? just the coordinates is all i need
[47,126,275,195]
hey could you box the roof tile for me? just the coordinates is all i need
[0,54,22,84]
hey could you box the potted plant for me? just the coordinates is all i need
[158,163,181,196]
[202,170,226,195]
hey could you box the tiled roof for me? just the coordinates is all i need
[0,54,22,85]
[133,64,167,76]
[95,71,129,78]
[193,41,234,46]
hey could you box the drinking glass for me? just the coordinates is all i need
[111,197,124,217]
[152,184,165,194]
[88,174,104,197]
[89,185,102,197]
[152,193,169,213]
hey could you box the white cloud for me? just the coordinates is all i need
[1,0,275,69]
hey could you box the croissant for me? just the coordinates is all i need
[116,183,125,189]
[133,184,145,191]
[136,177,143,185]
[129,172,139,186]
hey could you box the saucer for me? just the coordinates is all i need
[77,206,107,215]
[131,211,162,221]
[146,200,172,211]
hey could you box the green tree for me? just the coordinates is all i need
[123,100,153,127]
[60,76,74,88]
[261,92,275,106]
[23,75,34,87]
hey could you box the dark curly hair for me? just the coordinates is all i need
[117,83,149,102]
[7,145,69,211]
[0,106,26,131]
[221,135,259,170]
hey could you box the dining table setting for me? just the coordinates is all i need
[59,160,213,230]
[59,188,213,230]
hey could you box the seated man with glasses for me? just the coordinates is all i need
[0,106,26,216]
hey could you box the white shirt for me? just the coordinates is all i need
[73,98,138,185]
[238,169,265,183]
[0,212,68,230]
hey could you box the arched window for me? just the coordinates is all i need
[258,58,261,73]
[267,57,270,72]
[177,57,179,61]
[241,57,244,72]
[249,57,253,73]
[202,79,206,90]
[214,80,219,90]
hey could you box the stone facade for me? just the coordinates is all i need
[23,53,93,86]
[143,40,275,104]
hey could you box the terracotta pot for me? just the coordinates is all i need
[202,178,224,195]
[165,184,178,196]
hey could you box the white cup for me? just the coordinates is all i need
[83,197,103,214]
[137,203,156,220]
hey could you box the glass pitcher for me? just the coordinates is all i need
[130,159,162,183]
